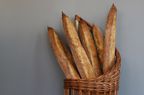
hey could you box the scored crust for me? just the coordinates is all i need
[62,12,96,79]
[48,27,80,79]
[103,4,117,73]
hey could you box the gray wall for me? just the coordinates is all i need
[0,0,144,95]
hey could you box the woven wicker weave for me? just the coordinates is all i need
[64,49,121,95]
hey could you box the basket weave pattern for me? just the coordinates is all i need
[64,49,121,95]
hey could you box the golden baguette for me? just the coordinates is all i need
[103,4,117,73]
[75,15,104,65]
[79,20,101,77]
[48,27,80,79]
[92,25,104,64]
[62,12,96,79]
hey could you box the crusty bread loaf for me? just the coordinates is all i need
[103,4,117,73]
[79,20,101,77]
[48,27,80,79]
[92,25,104,64]
[62,12,96,79]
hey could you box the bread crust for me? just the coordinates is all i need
[62,12,96,79]
[79,20,101,77]
[48,27,80,79]
[92,25,104,64]
[103,4,117,73]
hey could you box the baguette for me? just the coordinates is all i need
[48,27,80,79]
[92,25,104,64]
[75,15,104,65]
[103,4,117,73]
[79,20,101,77]
[62,12,96,79]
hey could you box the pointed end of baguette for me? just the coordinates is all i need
[48,27,54,32]
[48,27,57,37]
[62,11,67,17]
[75,15,80,21]
[111,3,117,12]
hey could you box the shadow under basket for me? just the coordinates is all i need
[64,49,121,95]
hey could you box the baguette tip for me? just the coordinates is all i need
[111,3,117,11]
[47,27,54,31]
[62,11,67,17]
[75,15,80,21]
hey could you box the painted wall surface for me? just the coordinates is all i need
[0,0,144,95]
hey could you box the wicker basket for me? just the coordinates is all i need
[64,49,121,95]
